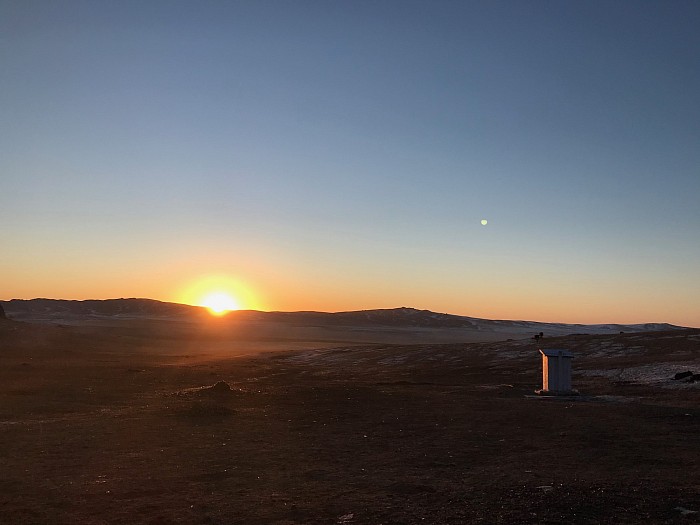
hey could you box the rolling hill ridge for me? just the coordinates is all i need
[0,299,683,338]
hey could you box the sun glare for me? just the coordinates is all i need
[177,274,262,315]
[200,291,240,316]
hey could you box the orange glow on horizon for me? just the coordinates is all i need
[176,274,263,313]
[200,291,240,316]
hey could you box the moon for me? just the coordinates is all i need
[481,219,488,226]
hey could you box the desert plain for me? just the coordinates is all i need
[0,306,699,524]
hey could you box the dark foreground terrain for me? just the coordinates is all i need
[0,317,698,524]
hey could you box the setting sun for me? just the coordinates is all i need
[176,274,263,315]
[200,291,240,315]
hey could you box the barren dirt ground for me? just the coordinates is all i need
[1,319,698,524]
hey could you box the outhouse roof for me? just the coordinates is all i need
[539,349,574,358]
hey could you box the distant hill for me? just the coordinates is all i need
[258,307,682,335]
[1,298,203,322]
[0,299,684,338]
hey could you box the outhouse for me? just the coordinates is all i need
[539,349,575,394]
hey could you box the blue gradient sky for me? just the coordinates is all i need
[2,1,699,325]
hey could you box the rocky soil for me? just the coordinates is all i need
[0,319,698,524]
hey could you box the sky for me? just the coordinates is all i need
[1,0,699,326]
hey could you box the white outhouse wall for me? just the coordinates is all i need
[540,349,574,393]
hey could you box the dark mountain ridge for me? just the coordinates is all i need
[2,298,200,319]
[0,298,685,336]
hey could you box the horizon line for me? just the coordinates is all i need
[1,297,692,328]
